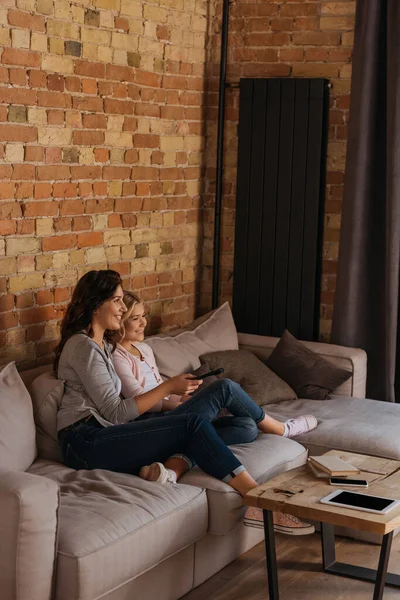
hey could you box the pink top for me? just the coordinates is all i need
[112,342,165,412]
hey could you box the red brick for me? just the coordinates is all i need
[0,219,16,235]
[72,216,91,230]
[20,306,57,325]
[0,124,36,142]
[29,69,47,88]
[92,182,108,196]
[0,202,21,218]
[81,79,97,95]
[114,197,142,212]
[35,290,53,305]
[38,91,71,108]
[98,81,113,96]
[71,165,102,179]
[232,3,278,17]
[0,183,15,199]
[135,71,162,88]
[9,68,27,86]
[47,74,65,92]
[120,213,137,227]
[161,106,184,120]
[79,182,92,197]
[108,214,122,228]
[36,339,58,358]
[135,103,160,117]
[54,217,71,232]
[65,77,81,93]
[60,199,84,215]
[45,147,62,164]
[26,324,44,342]
[123,117,137,132]
[15,182,33,198]
[104,98,133,115]
[17,219,35,234]
[115,17,129,31]
[73,130,104,145]
[113,83,128,98]
[0,67,8,83]
[86,198,113,213]
[12,164,35,180]
[25,146,43,162]
[131,166,158,180]
[72,96,103,112]
[2,48,40,68]
[82,114,107,129]
[53,183,79,198]
[133,133,160,148]
[125,149,139,163]
[106,64,135,82]
[0,294,14,312]
[0,165,13,179]
[54,287,70,303]
[23,201,59,217]
[34,183,52,198]
[74,60,105,79]
[45,108,64,125]
[36,165,70,180]
[94,148,109,162]
[0,87,36,105]
[16,292,34,309]
[102,166,131,180]
[8,9,45,31]
[122,182,136,195]
[0,312,18,329]
[77,231,103,248]
[127,84,140,100]
[42,234,77,251]
[292,32,341,45]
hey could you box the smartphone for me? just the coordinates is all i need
[329,477,368,488]
[191,367,224,380]
[320,489,400,515]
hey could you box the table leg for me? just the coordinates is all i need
[263,510,279,600]
[373,532,393,600]
[321,523,399,599]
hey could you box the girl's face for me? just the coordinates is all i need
[92,285,127,331]
[122,303,147,343]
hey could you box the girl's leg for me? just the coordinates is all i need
[213,416,258,445]
[172,379,317,438]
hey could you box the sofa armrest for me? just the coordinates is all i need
[238,332,367,398]
[0,469,59,600]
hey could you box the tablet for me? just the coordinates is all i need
[320,489,400,515]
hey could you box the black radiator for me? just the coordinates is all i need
[232,78,329,341]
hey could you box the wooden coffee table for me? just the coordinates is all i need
[244,450,400,600]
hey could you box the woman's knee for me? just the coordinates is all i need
[208,378,239,394]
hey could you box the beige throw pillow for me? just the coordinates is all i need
[200,349,297,406]
[146,302,239,378]
[29,372,64,463]
[0,362,37,471]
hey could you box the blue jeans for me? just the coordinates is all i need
[59,379,265,483]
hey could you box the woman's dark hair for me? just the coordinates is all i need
[54,269,122,373]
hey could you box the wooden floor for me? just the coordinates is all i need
[183,532,400,600]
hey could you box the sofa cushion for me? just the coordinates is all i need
[0,362,37,471]
[28,460,207,600]
[200,349,297,405]
[267,329,352,400]
[146,301,238,378]
[29,372,64,463]
[179,434,307,535]
[264,396,400,460]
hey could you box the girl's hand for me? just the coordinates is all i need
[167,374,202,396]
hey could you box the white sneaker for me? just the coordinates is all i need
[284,415,318,438]
[139,462,177,484]
[244,507,315,536]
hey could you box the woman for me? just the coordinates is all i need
[56,269,316,535]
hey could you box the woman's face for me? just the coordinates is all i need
[93,285,127,331]
[122,303,147,343]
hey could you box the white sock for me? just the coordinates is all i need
[283,422,290,437]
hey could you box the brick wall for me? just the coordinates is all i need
[202,0,356,340]
[0,0,209,368]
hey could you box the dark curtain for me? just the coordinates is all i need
[331,0,400,402]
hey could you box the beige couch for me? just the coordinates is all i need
[2,325,400,600]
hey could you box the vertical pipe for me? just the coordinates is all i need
[211,0,230,309]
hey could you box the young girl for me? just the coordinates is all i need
[112,290,318,534]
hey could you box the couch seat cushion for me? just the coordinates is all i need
[264,396,400,460]
[179,434,307,535]
[28,460,207,600]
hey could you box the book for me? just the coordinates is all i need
[307,459,330,479]
[309,455,360,476]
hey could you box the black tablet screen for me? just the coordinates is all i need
[332,491,393,511]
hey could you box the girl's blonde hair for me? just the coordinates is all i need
[115,290,142,344]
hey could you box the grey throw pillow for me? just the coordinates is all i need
[266,329,352,400]
[199,349,297,406]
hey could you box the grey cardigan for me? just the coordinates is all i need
[57,333,139,432]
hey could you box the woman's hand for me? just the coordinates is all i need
[166,374,202,396]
